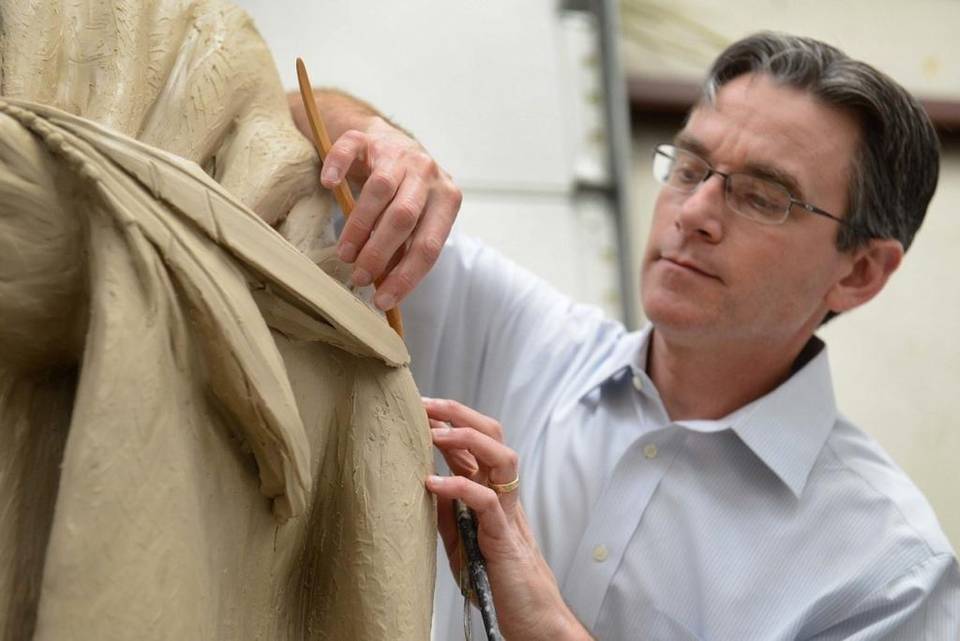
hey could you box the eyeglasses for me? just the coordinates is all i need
[651,144,846,226]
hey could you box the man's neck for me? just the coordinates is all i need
[646,328,813,421]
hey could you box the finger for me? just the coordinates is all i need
[431,419,481,478]
[339,161,405,272]
[438,448,481,479]
[379,245,405,285]
[372,182,460,308]
[430,423,518,488]
[444,449,481,479]
[322,129,367,188]
[353,174,426,292]
[423,398,505,444]
[425,475,512,542]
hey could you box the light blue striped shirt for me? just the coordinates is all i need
[406,233,960,640]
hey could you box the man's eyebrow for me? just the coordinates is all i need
[743,162,804,200]
[673,132,806,200]
[673,133,710,159]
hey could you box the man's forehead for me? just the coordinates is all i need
[677,73,860,201]
[688,74,859,155]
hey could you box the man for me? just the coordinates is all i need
[402,33,959,639]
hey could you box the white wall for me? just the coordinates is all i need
[624,0,960,549]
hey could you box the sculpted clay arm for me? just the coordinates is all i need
[288,88,461,310]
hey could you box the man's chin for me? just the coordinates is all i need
[642,295,718,336]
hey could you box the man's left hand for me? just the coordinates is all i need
[423,398,594,641]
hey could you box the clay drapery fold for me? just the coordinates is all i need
[0,1,436,639]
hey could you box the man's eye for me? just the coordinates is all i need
[674,165,701,184]
[747,192,774,209]
[742,190,783,214]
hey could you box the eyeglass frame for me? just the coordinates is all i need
[651,144,847,226]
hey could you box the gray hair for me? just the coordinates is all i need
[703,32,939,253]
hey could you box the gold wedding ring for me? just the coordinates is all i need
[489,475,520,495]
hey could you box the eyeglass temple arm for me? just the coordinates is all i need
[791,199,847,225]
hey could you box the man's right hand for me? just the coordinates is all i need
[321,117,460,311]
[289,90,461,310]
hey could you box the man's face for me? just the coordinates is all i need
[640,73,861,349]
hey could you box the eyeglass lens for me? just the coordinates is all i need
[653,145,792,223]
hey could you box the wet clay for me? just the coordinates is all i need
[0,2,435,640]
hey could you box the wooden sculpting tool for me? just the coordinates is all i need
[295,58,404,337]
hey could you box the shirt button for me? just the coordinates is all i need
[592,544,609,562]
[643,444,658,459]
[632,374,644,392]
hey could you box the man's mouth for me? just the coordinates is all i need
[660,254,722,282]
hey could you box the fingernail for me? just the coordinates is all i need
[427,475,445,485]
[338,241,357,262]
[421,396,434,403]
[374,292,395,310]
[431,423,451,436]
[352,268,372,287]
[321,166,340,184]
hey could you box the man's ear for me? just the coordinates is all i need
[826,238,904,314]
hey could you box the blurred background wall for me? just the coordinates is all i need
[235,0,959,550]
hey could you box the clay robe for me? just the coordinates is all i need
[0,2,436,640]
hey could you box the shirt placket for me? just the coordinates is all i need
[559,427,681,630]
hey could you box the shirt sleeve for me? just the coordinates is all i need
[802,553,960,641]
[402,231,622,431]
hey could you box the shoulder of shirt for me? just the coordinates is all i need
[818,416,955,559]
[444,234,644,416]
[447,231,627,345]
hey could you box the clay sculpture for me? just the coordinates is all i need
[0,2,435,639]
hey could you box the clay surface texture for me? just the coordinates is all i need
[0,2,436,640]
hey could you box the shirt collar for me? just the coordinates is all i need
[676,337,837,497]
[573,323,654,407]
[727,336,837,498]
[575,325,837,498]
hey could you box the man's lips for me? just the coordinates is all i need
[660,254,722,282]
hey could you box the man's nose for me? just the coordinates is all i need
[675,173,726,242]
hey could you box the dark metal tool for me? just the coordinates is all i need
[455,499,503,641]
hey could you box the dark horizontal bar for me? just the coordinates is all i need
[628,75,960,141]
